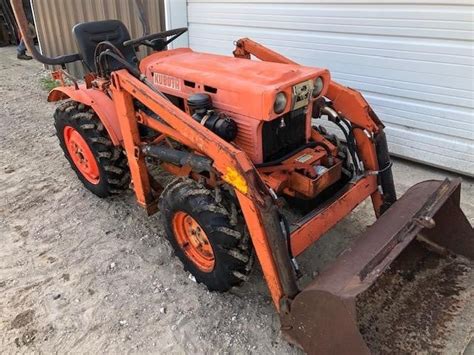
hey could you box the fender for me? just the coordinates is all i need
[48,85,123,146]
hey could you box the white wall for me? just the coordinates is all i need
[183,0,474,176]
[164,0,189,48]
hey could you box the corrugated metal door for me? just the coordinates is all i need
[32,0,165,76]
[186,0,474,176]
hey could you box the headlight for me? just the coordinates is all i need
[274,92,287,114]
[312,77,324,98]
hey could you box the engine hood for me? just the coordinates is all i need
[140,48,330,120]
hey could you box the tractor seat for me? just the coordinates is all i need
[73,20,138,73]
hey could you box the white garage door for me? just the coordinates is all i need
[184,0,474,176]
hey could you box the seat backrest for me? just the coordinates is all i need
[73,20,138,73]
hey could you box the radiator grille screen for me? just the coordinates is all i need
[262,108,306,162]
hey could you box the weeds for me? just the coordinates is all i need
[39,76,59,91]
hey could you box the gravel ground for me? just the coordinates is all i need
[0,47,473,354]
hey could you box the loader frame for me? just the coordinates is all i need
[109,38,393,310]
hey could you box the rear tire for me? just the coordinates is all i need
[54,101,130,198]
[159,178,253,291]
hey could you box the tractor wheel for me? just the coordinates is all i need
[159,178,253,291]
[54,101,130,198]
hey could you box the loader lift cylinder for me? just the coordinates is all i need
[374,130,397,214]
[142,145,213,173]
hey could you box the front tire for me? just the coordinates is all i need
[54,101,130,198]
[159,178,253,291]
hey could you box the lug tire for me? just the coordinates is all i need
[159,178,253,291]
[54,100,130,197]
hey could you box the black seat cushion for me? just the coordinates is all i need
[73,20,138,73]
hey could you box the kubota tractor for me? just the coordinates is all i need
[11,1,473,353]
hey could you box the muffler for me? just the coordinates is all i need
[280,178,473,354]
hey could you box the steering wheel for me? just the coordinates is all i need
[123,27,188,51]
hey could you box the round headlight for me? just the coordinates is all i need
[274,92,287,114]
[312,77,324,98]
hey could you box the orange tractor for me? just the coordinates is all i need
[12,1,473,353]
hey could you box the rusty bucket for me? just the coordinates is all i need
[280,178,473,354]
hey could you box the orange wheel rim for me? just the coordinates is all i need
[172,211,215,272]
[64,126,100,184]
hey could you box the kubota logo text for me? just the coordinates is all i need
[153,73,181,90]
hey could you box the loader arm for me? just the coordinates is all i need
[109,70,300,308]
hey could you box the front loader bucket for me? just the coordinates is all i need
[280,178,473,354]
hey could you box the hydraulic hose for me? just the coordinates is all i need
[99,51,141,78]
[321,105,361,175]
[94,41,126,75]
[98,51,171,103]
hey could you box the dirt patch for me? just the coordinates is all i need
[11,310,35,329]
[358,243,473,354]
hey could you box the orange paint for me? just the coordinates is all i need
[291,176,378,256]
[139,47,330,164]
[48,85,123,145]
[44,37,390,312]
[63,126,100,184]
[172,211,216,272]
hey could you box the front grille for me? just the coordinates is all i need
[262,108,307,162]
